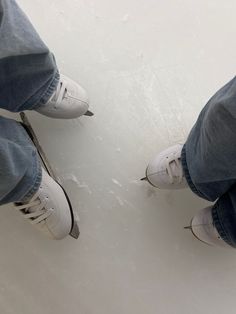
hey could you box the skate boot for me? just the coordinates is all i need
[185,207,230,247]
[15,168,73,240]
[142,144,188,189]
[36,74,93,119]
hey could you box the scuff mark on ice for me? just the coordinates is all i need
[116,196,124,206]
[112,178,122,187]
[122,14,130,22]
[62,173,92,194]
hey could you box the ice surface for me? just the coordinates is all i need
[1,0,236,313]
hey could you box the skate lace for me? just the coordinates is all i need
[51,80,68,106]
[165,157,184,184]
[14,192,53,225]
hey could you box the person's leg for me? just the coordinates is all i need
[0,0,90,118]
[0,116,41,204]
[0,1,84,238]
[144,76,236,247]
[0,0,59,112]
[0,116,73,239]
[181,76,236,202]
[180,76,236,247]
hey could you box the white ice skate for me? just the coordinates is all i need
[141,144,188,189]
[36,74,93,119]
[185,207,230,248]
[19,112,80,239]
[15,168,73,239]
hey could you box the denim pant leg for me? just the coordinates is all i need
[0,116,42,205]
[181,76,236,247]
[0,1,59,204]
[0,0,59,112]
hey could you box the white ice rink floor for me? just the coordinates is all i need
[1,0,236,313]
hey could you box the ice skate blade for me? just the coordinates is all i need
[84,110,94,116]
[184,225,192,230]
[140,177,148,181]
[70,222,80,239]
[20,112,80,240]
[59,183,80,239]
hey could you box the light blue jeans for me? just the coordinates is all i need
[182,77,236,247]
[0,0,59,204]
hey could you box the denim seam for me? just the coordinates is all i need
[181,145,208,199]
[212,203,234,247]
[21,154,42,201]
[23,70,60,110]
[35,70,60,108]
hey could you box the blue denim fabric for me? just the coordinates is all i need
[0,0,59,112]
[181,76,236,247]
[0,0,58,204]
[0,117,42,205]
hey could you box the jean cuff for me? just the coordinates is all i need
[181,144,209,199]
[32,70,60,110]
[212,202,235,248]
[21,155,42,202]
[23,69,60,111]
